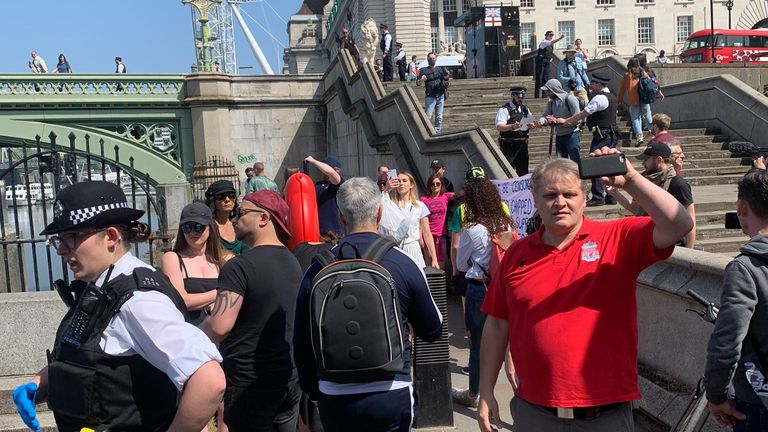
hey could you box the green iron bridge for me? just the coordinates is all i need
[0,74,193,184]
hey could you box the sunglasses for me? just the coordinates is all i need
[431,182,442,187]
[236,208,266,218]
[181,222,206,234]
[214,192,236,201]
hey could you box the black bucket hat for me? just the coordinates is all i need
[205,180,236,200]
[40,181,144,235]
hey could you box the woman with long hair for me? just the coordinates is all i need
[162,202,232,325]
[420,173,454,269]
[16,181,224,432]
[452,174,515,408]
[205,180,250,255]
[380,171,438,268]
[617,57,652,146]
[53,54,72,73]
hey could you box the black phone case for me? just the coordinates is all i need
[578,154,628,179]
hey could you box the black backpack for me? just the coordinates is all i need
[310,238,404,383]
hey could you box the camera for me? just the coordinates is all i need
[724,141,768,166]
[725,212,741,230]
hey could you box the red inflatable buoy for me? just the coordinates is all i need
[285,173,320,250]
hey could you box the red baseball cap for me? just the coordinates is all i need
[243,190,292,239]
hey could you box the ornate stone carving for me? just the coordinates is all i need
[360,18,380,64]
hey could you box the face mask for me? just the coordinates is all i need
[428,59,436,67]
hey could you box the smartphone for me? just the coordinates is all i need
[578,153,628,180]
[725,212,741,230]
[387,169,398,180]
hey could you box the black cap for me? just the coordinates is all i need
[591,73,610,84]
[430,159,445,169]
[380,23,388,29]
[205,180,236,200]
[545,30,554,36]
[40,181,144,235]
[115,56,122,61]
[396,42,403,47]
[179,202,213,226]
[510,86,527,96]
[636,142,672,160]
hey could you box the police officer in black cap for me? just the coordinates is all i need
[548,72,619,206]
[12,181,225,432]
[495,86,534,176]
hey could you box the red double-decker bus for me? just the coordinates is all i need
[680,28,768,63]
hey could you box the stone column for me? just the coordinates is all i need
[184,73,235,160]
[437,0,445,53]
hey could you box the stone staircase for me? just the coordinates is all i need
[384,76,750,255]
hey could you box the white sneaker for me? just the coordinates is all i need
[451,387,479,408]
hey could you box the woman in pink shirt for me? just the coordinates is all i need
[420,173,454,269]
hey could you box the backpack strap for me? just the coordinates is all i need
[363,237,397,263]
[313,250,337,268]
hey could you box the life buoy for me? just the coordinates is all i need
[285,173,320,250]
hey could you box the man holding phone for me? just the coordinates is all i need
[547,73,617,207]
[477,150,693,432]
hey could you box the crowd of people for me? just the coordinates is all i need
[27,50,127,74]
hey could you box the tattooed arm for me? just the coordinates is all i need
[200,290,242,343]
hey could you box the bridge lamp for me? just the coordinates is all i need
[725,0,734,29]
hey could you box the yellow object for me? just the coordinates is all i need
[80,428,95,432]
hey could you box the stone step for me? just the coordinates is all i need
[697,224,746,240]
[0,411,56,432]
[696,211,731,225]
[696,236,748,255]
[0,376,43,416]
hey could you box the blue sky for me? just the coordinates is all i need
[2,0,301,75]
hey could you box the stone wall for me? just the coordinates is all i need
[185,73,326,186]
[651,63,768,94]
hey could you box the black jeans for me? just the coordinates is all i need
[499,138,529,176]
[317,386,412,432]
[224,379,302,432]
[382,54,393,81]
[734,399,768,432]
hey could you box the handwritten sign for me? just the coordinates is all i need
[492,174,536,238]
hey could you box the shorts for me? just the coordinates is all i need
[224,379,301,432]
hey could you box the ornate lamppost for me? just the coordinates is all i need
[726,0,734,29]
[182,0,222,72]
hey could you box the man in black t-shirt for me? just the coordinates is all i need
[430,158,455,192]
[202,190,303,432]
[417,52,451,134]
[306,155,345,236]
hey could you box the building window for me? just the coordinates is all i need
[677,15,693,42]
[443,0,456,12]
[431,27,439,53]
[596,0,614,4]
[521,23,535,51]
[557,21,575,48]
[444,26,458,45]
[430,0,437,13]
[597,19,614,46]
[556,0,575,6]
[462,0,471,11]
[636,0,653,3]
[637,17,654,44]
[520,0,534,7]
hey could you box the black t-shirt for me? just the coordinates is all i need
[292,242,333,273]
[419,66,446,98]
[443,176,455,193]
[667,175,693,207]
[218,245,303,388]
[316,178,345,235]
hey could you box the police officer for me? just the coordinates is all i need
[547,73,618,206]
[495,86,534,176]
[12,181,225,432]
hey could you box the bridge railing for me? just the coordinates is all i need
[0,74,186,104]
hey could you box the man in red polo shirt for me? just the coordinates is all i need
[477,148,694,431]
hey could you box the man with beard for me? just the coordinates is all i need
[202,190,303,432]
[608,141,695,248]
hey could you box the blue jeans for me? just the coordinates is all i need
[628,104,652,139]
[589,129,617,202]
[464,281,487,396]
[555,131,581,163]
[425,94,445,134]
[734,399,768,432]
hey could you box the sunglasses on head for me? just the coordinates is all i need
[181,223,206,234]
[214,192,236,201]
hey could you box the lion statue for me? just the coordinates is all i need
[360,18,380,64]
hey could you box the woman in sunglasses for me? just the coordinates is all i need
[420,173,454,269]
[13,181,224,432]
[205,180,250,255]
[162,202,232,326]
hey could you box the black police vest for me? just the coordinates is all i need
[500,102,530,140]
[380,34,390,56]
[586,91,618,129]
[47,267,189,432]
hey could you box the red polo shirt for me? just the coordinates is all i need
[482,216,673,407]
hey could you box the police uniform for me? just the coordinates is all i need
[496,86,533,176]
[14,181,221,432]
[584,73,619,205]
